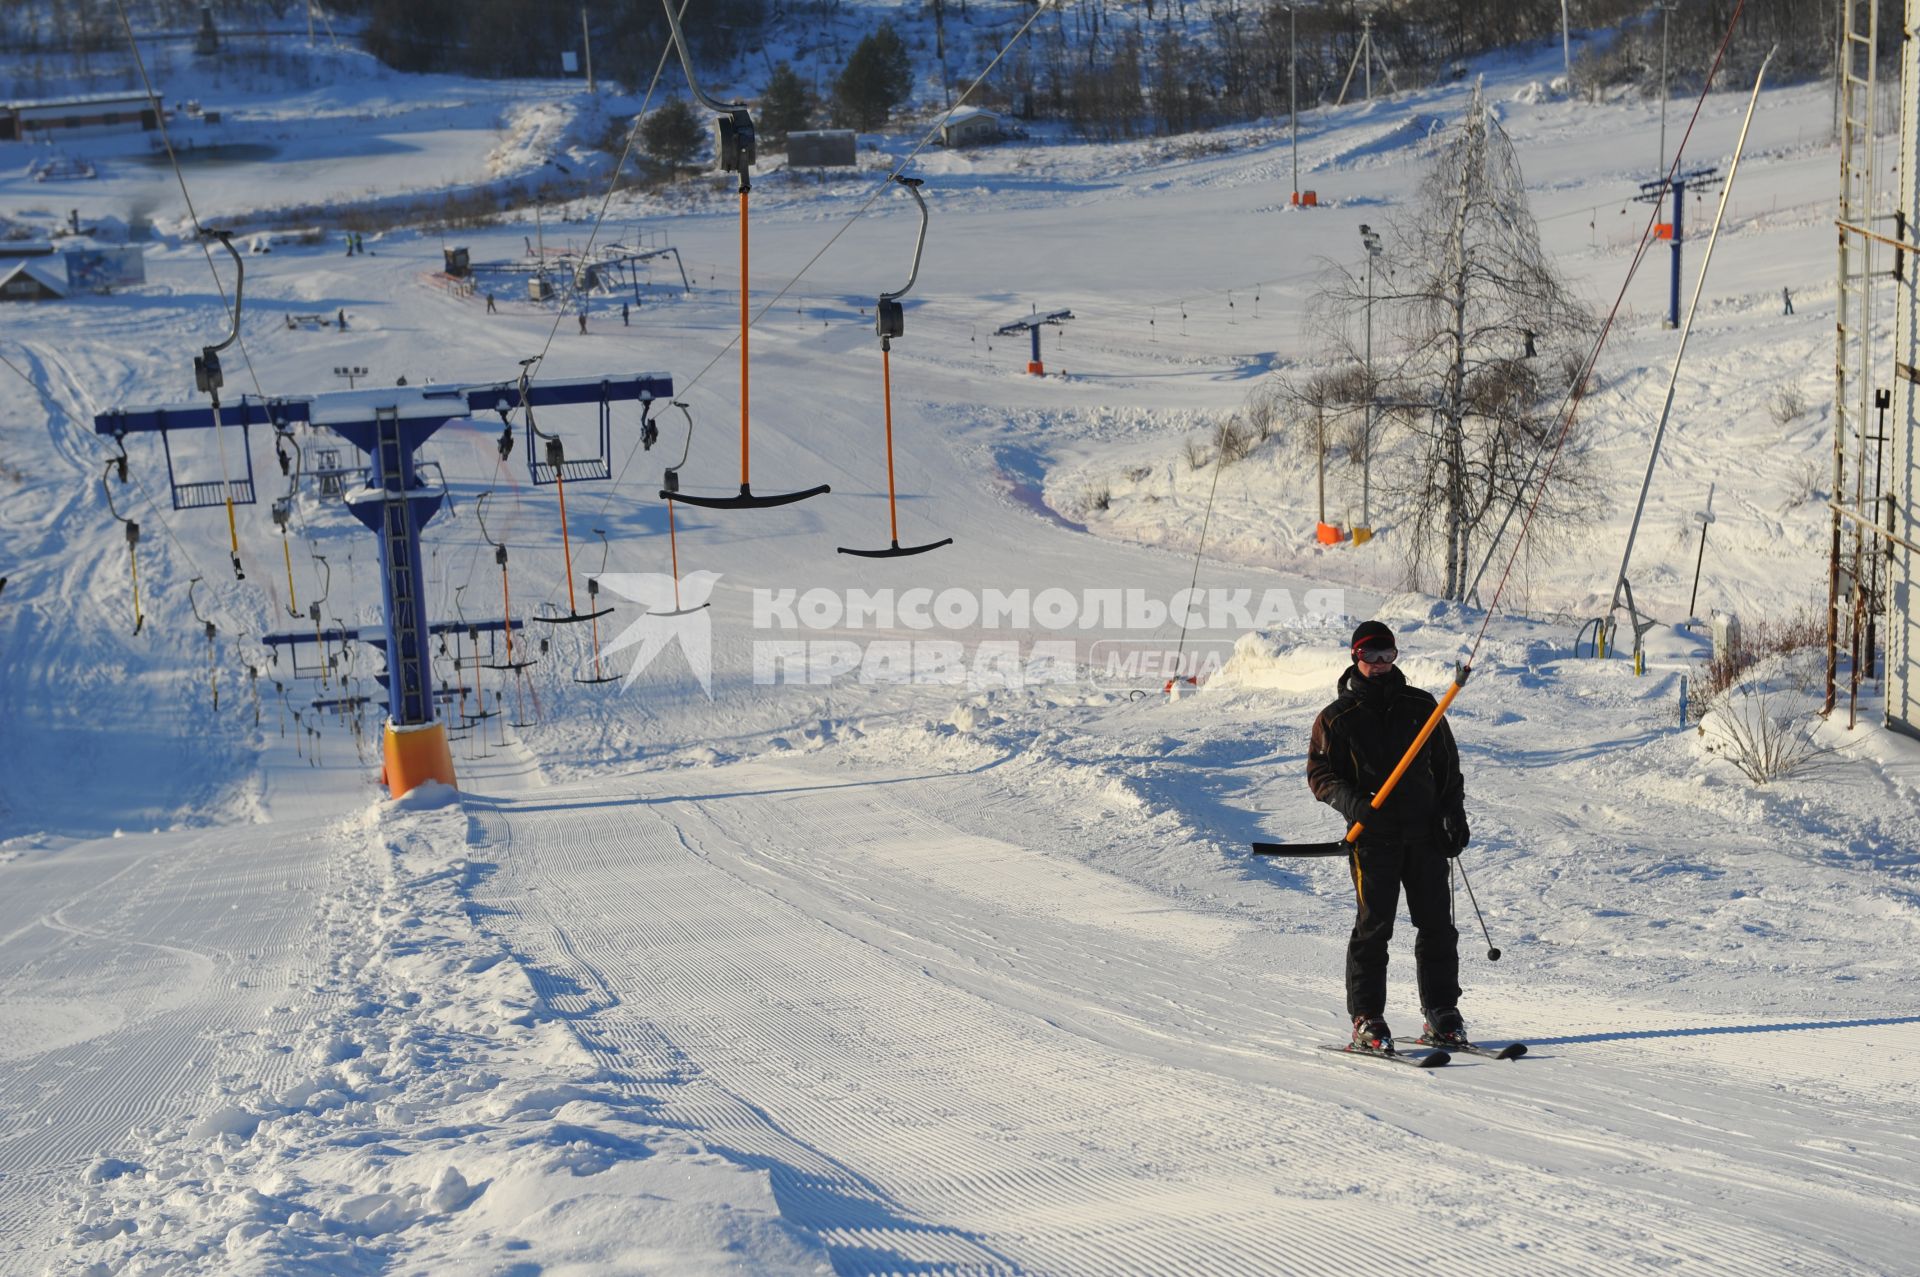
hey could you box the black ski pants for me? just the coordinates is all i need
[1346,839,1460,1020]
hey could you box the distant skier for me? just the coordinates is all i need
[1782,286,1794,316]
[577,310,588,335]
[621,301,630,327]
[485,292,497,314]
[1308,620,1470,1054]
[336,308,347,331]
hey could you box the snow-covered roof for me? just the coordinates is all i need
[945,106,999,125]
[2,92,158,112]
[0,261,66,295]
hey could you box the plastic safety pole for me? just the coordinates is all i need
[1343,664,1470,845]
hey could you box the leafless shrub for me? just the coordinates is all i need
[1336,412,1373,465]
[1694,608,1824,705]
[1782,458,1824,510]
[1215,417,1255,466]
[1084,481,1111,512]
[1559,349,1597,400]
[1700,682,1832,785]
[1769,381,1807,427]
[1183,436,1210,471]
[1244,384,1280,442]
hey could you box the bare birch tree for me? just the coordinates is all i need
[1307,86,1598,600]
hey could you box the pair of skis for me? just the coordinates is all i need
[1321,1037,1528,1069]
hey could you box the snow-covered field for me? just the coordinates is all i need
[4,24,1920,1277]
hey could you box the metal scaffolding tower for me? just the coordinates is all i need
[1883,0,1920,736]
[1828,0,1882,718]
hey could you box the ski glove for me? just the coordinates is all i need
[1441,811,1470,857]
[1329,784,1373,826]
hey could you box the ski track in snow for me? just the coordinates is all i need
[466,748,1919,1274]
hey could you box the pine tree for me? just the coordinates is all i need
[641,98,708,172]
[831,23,913,131]
[760,61,812,146]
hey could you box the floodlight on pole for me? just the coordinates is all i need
[1560,0,1572,82]
[1655,0,1677,174]
[1288,4,1299,205]
[580,4,594,94]
[1358,223,1383,535]
[1363,14,1372,101]
[333,365,368,390]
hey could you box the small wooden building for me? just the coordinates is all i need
[0,262,68,303]
[939,107,1002,148]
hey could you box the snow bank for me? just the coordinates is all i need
[59,794,829,1274]
[1205,629,1350,697]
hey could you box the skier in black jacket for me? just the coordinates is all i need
[1307,620,1470,1052]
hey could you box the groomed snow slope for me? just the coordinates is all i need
[4,34,1920,1277]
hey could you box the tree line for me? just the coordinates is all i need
[2,0,1869,145]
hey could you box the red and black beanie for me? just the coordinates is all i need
[1350,620,1395,661]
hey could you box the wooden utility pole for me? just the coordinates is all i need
[581,5,595,93]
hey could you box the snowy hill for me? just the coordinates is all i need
[4,21,1920,1277]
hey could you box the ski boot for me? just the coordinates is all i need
[1350,1015,1395,1053]
[1418,1006,1469,1049]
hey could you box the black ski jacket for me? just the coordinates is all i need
[1307,664,1464,845]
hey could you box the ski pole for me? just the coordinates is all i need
[1456,858,1501,961]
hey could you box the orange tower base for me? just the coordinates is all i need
[382,720,457,797]
[1027,361,1045,375]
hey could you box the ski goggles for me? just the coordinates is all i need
[1354,646,1399,665]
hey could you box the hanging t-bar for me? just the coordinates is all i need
[658,0,828,512]
[841,175,952,559]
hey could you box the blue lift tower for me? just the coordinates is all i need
[95,373,671,793]
[1636,165,1720,329]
